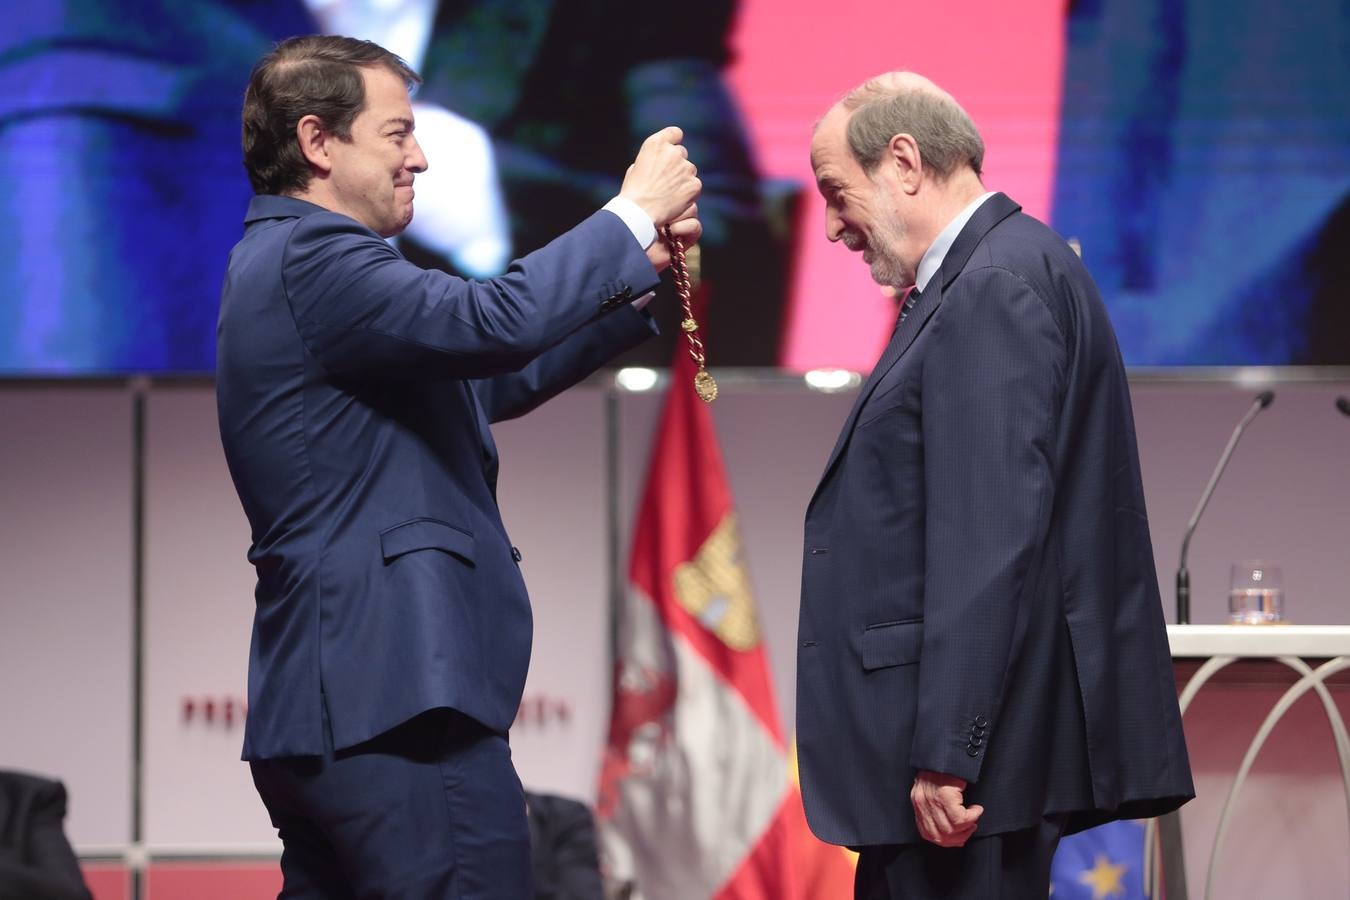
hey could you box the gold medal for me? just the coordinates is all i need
[694,368,718,402]
[664,227,716,403]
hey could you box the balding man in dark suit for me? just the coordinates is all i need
[796,72,1194,899]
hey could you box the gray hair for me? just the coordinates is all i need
[841,77,984,180]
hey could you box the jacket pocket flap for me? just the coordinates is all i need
[861,620,923,671]
[380,519,475,565]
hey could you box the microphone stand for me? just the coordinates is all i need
[1176,391,1274,624]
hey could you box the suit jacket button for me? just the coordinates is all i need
[966,746,980,758]
[974,714,989,727]
[969,735,983,747]
[511,547,522,562]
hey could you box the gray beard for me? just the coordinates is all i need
[858,204,910,288]
[868,249,907,289]
[844,231,905,288]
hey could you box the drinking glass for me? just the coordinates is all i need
[1228,560,1285,624]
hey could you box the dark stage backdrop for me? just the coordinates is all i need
[1,0,1346,374]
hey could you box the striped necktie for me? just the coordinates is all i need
[898,286,921,325]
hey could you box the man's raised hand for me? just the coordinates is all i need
[621,127,702,227]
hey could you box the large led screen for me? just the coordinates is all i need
[2,0,1346,374]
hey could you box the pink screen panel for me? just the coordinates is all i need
[724,0,1066,371]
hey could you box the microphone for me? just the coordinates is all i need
[1337,396,1350,418]
[1176,390,1275,624]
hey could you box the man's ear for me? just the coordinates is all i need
[888,133,923,195]
[296,114,332,176]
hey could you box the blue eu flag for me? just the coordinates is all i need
[1050,820,1147,899]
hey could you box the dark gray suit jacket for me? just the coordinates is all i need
[0,772,90,900]
[525,791,603,900]
[796,193,1194,847]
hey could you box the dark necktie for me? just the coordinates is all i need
[895,286,921,331]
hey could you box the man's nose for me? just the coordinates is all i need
[408,135,429,174]
[825,208,844,243]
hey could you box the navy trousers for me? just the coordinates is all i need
[854,816,1067,900]
[250,707,531,899]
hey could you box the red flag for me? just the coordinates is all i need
[598,347,854,899]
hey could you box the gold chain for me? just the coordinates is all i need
[663,226,717,402]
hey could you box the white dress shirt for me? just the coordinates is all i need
[914,191,996,293]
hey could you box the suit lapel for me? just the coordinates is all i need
[932,192,1021,293]
[813,279,944,492]
[808,193,1022,508]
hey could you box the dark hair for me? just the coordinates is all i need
[842,78,984,180]
[242,35,421,196]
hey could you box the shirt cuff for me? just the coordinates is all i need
[632,291,655,310]
[603,195,657,250]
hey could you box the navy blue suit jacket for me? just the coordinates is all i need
[217,196,658,759]
[796,193,1194,846]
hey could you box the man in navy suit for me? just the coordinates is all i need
[216,36,700,898]
[796,72,1193,898]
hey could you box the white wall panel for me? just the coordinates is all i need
[141,386,276,850]
[0,385,133,849]
[5,373,1350,898]
[1131,381,1350,626]
[495,389,612,803]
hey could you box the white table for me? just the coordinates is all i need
[1152,625,1350,900]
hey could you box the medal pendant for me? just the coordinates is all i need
[694,369,718,403]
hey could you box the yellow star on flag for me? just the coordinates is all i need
[1078,854,1128,899]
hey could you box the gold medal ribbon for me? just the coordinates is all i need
[663,226,717,403]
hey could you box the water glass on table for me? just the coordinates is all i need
[1228,560,1285,624]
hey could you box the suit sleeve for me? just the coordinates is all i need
[0,780,92,900]
[472,303,658,423]
[911,266,1066,783]
[282,209,659,379]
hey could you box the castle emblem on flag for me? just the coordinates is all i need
[672,513,760,650]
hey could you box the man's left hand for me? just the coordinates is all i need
[910,770,984,847]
